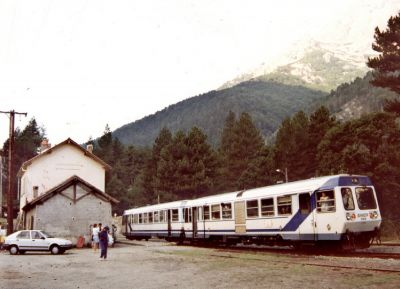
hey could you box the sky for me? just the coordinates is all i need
[0,0,398,146]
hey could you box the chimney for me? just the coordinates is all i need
[86,144,93,154]
[40,138,51,153]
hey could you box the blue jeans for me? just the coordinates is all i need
[99,242,108,259]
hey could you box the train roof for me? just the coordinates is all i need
[123,200,189,215]
[186,174,372,206]
[123,174,372,213]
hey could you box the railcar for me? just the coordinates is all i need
[122,175,381,249]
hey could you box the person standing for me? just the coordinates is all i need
[92,224,100,252]
[99,226,109,260]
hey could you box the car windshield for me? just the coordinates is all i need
[355,187,377,210]
[40,231,53,238]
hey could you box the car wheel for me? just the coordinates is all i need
[9,245,19,255]
[50,245,60,255]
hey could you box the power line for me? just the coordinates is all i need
[0,110,27,234]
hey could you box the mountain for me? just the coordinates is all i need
[111,1,399,148]
[220,41,370,93]
[321,71,398,121]
[220,1,399,92]
[112,80,326,147]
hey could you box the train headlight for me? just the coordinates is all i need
[369,211,379,219]
[346,213,356,221]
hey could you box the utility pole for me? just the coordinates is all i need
[276,168,289,183]
[0,110,27,234]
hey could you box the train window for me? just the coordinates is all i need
[144,213,149,223]
[154,211,159,223]
[203,205,210,220]
[160,210,165,223]
[277,196,292,215]
[341,188,355,210]
[184,208,192,223]
[149,212,153,223]
[198,207,203,221]
[139,214,143,224]
[246,200,259,218]
[355,187,377,210]
[299,193,311,214]
[221,203,232,219]
[171,209,179,222]
[261,198,274,216]
[211,204,221,220]
[134,214,139,224]
[316,190,335,213]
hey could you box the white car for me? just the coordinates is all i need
[4,230,73,255]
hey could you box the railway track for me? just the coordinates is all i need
[205,243,400,260]
[209,252,400,273]
[203,244,400,273]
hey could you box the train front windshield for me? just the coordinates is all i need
[355,187,377,210]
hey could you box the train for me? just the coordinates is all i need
[122,174,381,250]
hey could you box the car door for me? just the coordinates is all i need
[14,231,32,250]
[31,230,49,250]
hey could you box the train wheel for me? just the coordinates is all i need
[341,232,356,252]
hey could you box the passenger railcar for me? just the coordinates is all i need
[122,175,381,249]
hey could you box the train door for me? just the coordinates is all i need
[167,210,172,237]
[192,207,198,238]
[298,193,315,240]
[122,215,127,236]
[314,189,337,241]
[234,201,246,234]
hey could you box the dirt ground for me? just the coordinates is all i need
[1,240,400,289]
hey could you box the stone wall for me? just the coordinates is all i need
[33,193,113,245]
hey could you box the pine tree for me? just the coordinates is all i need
[1,118,45,214]
[367,12,400,112]
[308,106,337,176]
[218,112,264,190]
[186,127,218,198]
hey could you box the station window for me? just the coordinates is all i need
[159,210,165,223]
[316,190,335,213]
[211,204,221,220]
[171,209,179,222]
[261,198,274,216]
[203,205,210,220]
[221,203,232,219]
[246,199,259,218]
[277,196,292,215]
